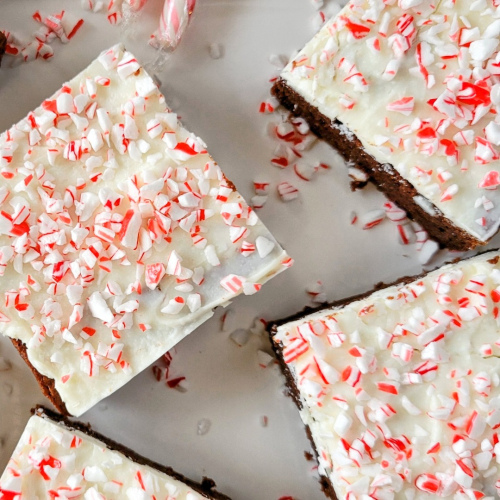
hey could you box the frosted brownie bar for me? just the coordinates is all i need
[270,250,500,498]
[0,406,230,499]
[0,44,291,416]
[273,0,500,250]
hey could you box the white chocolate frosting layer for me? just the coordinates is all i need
[0,44,291,416]
[282,0,500,243]
[0,411,205,499]
[274,251,500,499]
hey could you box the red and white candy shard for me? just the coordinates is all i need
[273,251,500,498]
[0,411,206,499]
[0,44,289,416]
[2,11,84,66]
[280,0,500,245]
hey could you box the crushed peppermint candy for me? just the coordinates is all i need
[306,280,327,304]
[229,328,251,347]
[2,10,84,66]
[277,181,299,201]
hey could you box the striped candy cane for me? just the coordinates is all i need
[151,0,197,50]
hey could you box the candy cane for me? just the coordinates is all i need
[151,0,197,50]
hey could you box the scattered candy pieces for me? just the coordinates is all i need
[2,10,84,67]
[277,181,299,201]
[257,350,274,368]
[306,281,327,303]
[269,53,288,70]
[249,317,267,337]
[229,328,251,347]
[196,418,211,436]
[208,42,223,59]
[359,209,386,230]
[220,309,235,331]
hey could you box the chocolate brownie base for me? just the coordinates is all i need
[271,78,482,251]
[11,339,69,416]
[33,406,231,500]
[0,32,5,66]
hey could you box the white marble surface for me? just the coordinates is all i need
[0,1,493,498]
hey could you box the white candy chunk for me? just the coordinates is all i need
[87,129,104,151]
[85,487,106,500]
[124,115,139,140]
[491,84,500,106]
[56,92,74,114]
[417,239,439,265]
[469,39,498,61]
[204,245,220,266]
[147,118,162,138]
[87,292,114,323]
[66,285,84,305]
[74,93,89,113]
[83,465,108,482]
[485,122,500,146]
[256,236,275,258]
[187,293,201,313]
[161,297,185,315]
[334,412,352,437]
[117,52,141,79]
[399,0,423,7]
[120,210,142,249]
[135,75,158,97]
[75,192,100,222]
[484,19,500,38]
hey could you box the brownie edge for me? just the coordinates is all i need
[33,406,232,500]
[11,338,70,416]
[271,78,482,251]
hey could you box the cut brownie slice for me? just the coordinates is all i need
[0,406,230,499]
[270,250,500,498]
[273,0,500,250]
[0,44,291,416]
